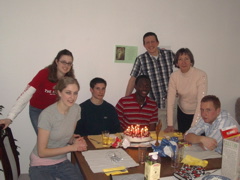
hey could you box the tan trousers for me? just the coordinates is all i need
[158,107,178,131]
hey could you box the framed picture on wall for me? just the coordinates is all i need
[114,45,138,63]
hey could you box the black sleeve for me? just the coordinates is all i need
[74,104,86,136]
[110,107,121,133]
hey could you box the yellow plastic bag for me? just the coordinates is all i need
[181,155,208,167]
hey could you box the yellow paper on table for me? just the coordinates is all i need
[103,166,128,176]
[150,131,183,140]
[181,155,208,167]
[88,135,104,148]
[173,132,183,138]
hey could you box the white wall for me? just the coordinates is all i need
[0,0,239,173]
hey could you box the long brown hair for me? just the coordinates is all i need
[47,49,75,82]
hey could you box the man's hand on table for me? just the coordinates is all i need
[200,136,217,151]
[164,126,174,133]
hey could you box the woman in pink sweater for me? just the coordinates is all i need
[164,48,208,133]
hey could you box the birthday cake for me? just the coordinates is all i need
[123,125,151,142]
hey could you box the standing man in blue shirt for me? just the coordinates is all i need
[185,95,240,154]
[125,32,175,130]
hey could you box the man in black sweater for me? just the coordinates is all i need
[75,77,120,136]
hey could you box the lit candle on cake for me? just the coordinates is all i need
[144,126,148,136]
[131,125,134,133]
[141,128,144,136]
[144,126,148,132]
[125,124,151,137]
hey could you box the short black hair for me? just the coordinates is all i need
[90,77,107,88]
[143,32,159,45]
[135,75,151,85]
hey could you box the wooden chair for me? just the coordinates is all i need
[235,97,240,125]
[0,126,29,180]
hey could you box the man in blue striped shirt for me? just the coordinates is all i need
[185,95,240,154]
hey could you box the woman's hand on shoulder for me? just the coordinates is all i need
[0,119,12,129]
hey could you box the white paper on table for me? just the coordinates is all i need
[195,169,222,179]
[82,148,139,173]
[112,173,144,180]
[183,144,222,159]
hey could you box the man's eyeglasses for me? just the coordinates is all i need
[59,60,73,66]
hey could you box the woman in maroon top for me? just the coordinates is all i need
[0,49,75,134]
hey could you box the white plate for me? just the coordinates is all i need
[122,133,152,143]
[202,175,231,180]
[129,142,151,147]
[127,137,152,143]
[127,140,162,148]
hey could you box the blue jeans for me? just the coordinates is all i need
[29,160,84,180]
[29,105,43,134]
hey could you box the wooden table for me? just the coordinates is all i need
[71,137,222,180]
